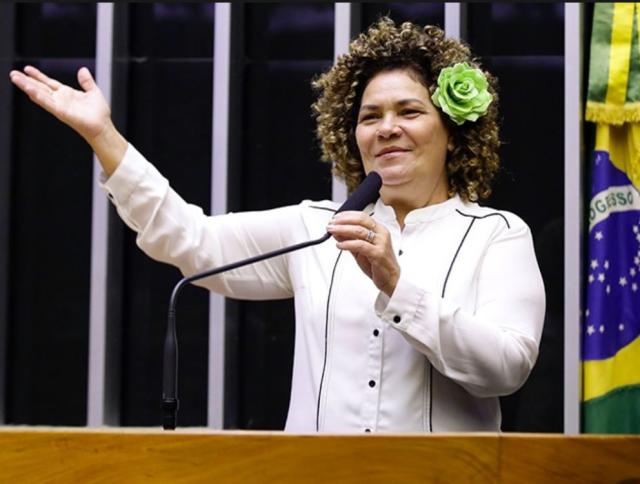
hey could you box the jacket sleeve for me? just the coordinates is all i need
[374,219,546,398]
[100,143,300,300]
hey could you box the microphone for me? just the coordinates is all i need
[162,171,382,429]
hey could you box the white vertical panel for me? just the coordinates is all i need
[208,2,231,429]
[564,2,583,435]
[87,2,113,427]
[333,3,350,203]
[444,3,463,40]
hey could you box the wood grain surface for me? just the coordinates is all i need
[500,433,640,484]
[0,428,638,483]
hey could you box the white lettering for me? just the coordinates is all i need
[589,184,640,232]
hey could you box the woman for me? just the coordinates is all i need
[9,18,545,433]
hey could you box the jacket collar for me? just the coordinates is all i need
[372,194,467,225]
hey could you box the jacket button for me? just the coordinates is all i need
[393,315,401,323]
[368,380,376,388]
[373,329,379,337]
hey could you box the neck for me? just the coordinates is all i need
[386,178,450,229]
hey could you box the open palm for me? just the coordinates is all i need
[9,65,111,141]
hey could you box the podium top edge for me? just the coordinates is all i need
[0,426,638,440]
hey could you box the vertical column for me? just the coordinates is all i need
[333,3,350,204]
[444,2,466,40]
[87,1,114,427]
[209,2,231,429]
[0,3,16,424]
[563,2,583,435]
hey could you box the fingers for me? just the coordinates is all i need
[327,223,376,245]
[23,65,63,91]
[327,211,378,243]
[327,212,400,296]
[9,70,34,93]
[330,211,377,230]
[327,219,384,257]
[9,69,57,113]
[77,66,97,92]
[333,238,378,256]
[335,229,400,296]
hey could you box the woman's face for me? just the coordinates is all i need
[355,68,451,212]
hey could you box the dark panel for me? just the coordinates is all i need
[465,4,565,433]
[468,3,564,57]
[226,3,334,430]
[246,3,334,61]
[107,3,214,428]
[0,2,16,423]
[114,52,213,426]
[242,60,333,210]
[128,3,215,59]
[485,56,565,234]
[15,3,96,59]
[360,3,444,30]
[234,60,333,429]
[487,60,565,432]
[7,59,94,425]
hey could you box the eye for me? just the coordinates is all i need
[358,113,379,123]
[401,109,422,118]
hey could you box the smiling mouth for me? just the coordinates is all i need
[376,149,409,158]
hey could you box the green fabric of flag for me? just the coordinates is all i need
[586,3,640,124]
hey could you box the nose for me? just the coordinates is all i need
[376,114,401,139]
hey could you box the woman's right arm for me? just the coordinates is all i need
[103,145,298,300]
[9,65,127,177]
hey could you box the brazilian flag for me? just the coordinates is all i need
[583,3,640,433]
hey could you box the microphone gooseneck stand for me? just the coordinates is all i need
[162,232,330,430]
[162,171,382,430]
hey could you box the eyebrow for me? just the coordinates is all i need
[359,98,427,111]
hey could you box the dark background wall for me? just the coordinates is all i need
[4,3,96,425]
[0,2,569,432]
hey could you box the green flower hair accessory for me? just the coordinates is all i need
[431,62,493,126]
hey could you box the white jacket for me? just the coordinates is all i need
[102,144,546,433]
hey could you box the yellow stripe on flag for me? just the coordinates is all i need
[583,334,640,401]
[606,3,634,106]
[637,3,640,55]
[594,123,640,189]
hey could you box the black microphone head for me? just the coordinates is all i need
[335,171,382,214]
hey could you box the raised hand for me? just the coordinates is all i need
[10,65,111,141]
[9,65,127,176]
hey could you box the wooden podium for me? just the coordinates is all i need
[1,427,639,482]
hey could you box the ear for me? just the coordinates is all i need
[447,136,455,152]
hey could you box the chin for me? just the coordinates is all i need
[379,175,412,191]
[379,184,408,204]
[376,167,410,186]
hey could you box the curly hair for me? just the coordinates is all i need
[311,17,501,201]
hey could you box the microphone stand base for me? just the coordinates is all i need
[162,398,179,430]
